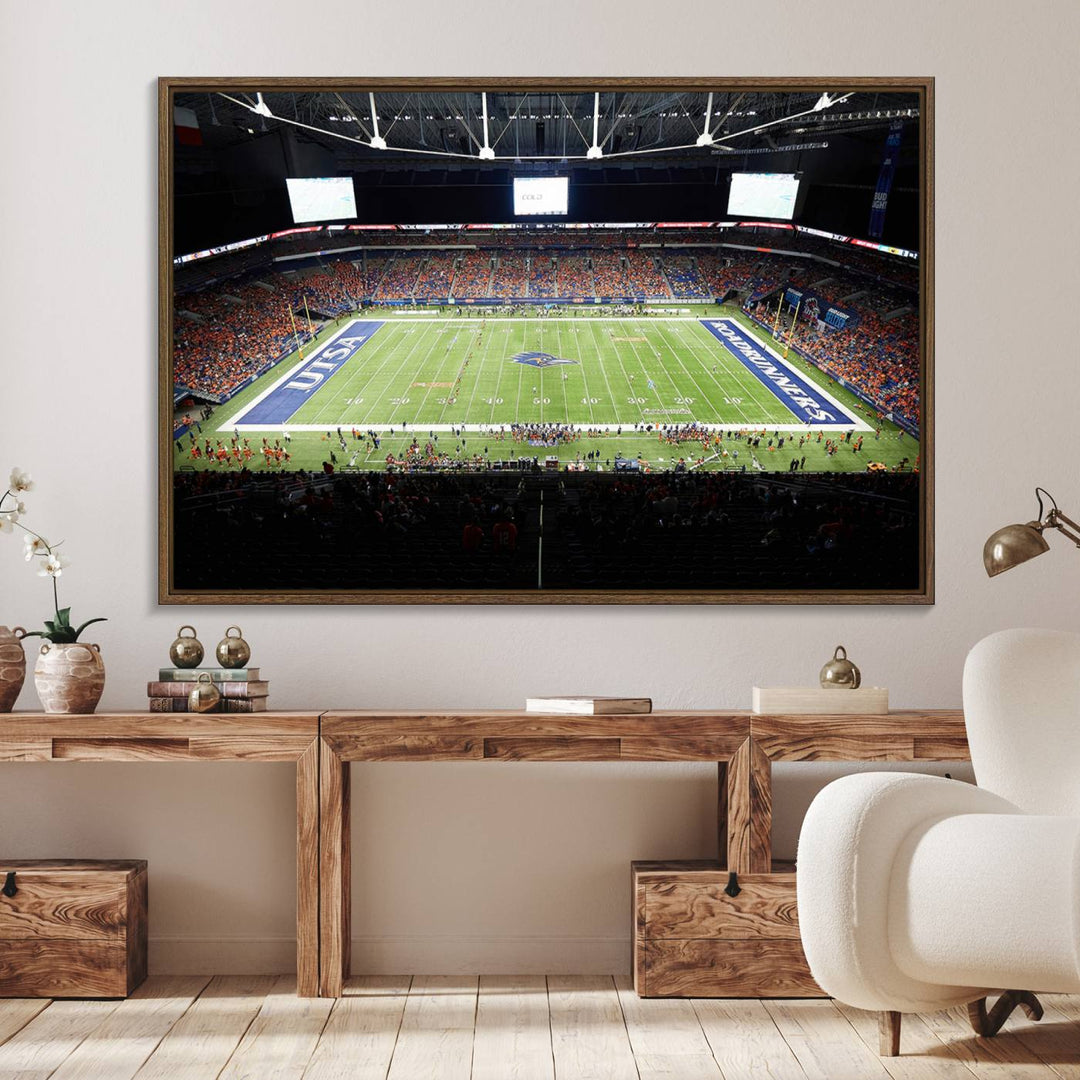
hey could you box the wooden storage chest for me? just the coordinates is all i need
[0,859,148,997]
[632,859,822,998]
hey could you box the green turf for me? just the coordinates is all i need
[173,304,919,474]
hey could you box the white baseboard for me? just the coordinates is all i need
[149,935,630,975]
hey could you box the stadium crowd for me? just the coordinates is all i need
[173,230,920,422]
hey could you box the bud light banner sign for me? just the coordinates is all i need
[868,120,904,240]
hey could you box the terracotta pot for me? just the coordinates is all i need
[0,626,27,713]
[34,642,106,715]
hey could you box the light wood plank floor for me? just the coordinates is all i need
[1,975,1078,1080]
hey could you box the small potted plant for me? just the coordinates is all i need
[1,468,108,714]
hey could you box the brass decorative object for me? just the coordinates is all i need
[215,626,251,669]
[187,672,221,713]
[168,625,204,668]
[820,645,861,689]
[0,626,27,713]
[984,488,1080,577]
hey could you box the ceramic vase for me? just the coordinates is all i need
[34,642,106,714]
[0,626,27,712]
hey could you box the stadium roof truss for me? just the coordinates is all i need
[180,88,920,168]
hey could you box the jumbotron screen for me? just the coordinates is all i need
[285,177,357,224]
[727,173,800,220]
[513,176,568,216]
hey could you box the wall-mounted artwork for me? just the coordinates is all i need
[159,78,933,604]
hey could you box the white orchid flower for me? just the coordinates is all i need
[0,514,13,535]
[23,534,49,560]
[8,469,33,493]
[38,553,69,578]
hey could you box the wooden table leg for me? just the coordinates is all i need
[726,738,772,874]
[319,738,351,997]
[717,760,728,869]
[296,738,320,997]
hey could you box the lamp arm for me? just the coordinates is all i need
[1047,509,1080,547]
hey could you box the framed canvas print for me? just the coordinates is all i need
[159,77,933,604]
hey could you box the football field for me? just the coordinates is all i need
[176,306,918,473]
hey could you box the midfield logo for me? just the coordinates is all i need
[510,351,579,368]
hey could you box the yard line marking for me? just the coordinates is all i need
[459,320,500,428]
[654,320,758,427]
[306,320,403,425]
[624,323,677,426]
[405,323,472,422]
[677,318,780,425]
[355,319,446,429]
[585,320,624,427]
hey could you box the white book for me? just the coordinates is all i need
[525,696,652,715]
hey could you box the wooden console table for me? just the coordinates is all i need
[0,712,322,997]
[2,708,971,999]
[318,708,969,998]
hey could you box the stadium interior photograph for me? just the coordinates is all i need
[163,79,929,602]
[3,1,1080,1078]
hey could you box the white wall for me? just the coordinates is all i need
[2,0,1078,974]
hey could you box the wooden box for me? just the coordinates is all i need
[0,859,148,998]
[632,860,822,998]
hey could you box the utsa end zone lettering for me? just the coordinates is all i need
[233,320,385,426]
[705,320,843,424]
[285,336,367,392]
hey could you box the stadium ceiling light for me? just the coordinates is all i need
[696,92,716,145]
[368,92,387,149]
[586,91,604,158]
[478,92,495,159]
[252,92,273,118]
[984,488,1080,577]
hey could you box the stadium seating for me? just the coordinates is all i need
[374,253,424,300]
[489,252,527,299]
[592,252,630,296]
[624,251,671,298]
[660,255,710,299]
[413,252,457,298]
[173,469,919,592]
[174,280,307,398]
[556,254,593,297]
[528,253,558,297]
[451,250,493,297]
[173,226,920,422]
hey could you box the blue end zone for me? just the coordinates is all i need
[239,321,385,425]
[700,319,857,425]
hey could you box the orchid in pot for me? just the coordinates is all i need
[1,468,108,713]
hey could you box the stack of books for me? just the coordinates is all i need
[148,668,269,713]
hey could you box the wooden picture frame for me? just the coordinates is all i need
[159,77,933,604]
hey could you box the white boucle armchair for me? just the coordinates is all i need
[797,628,1080,1056]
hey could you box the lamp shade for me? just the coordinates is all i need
[983,522,1050,577]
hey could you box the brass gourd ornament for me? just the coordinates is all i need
[169,625,204,669]
[215,626,251,669]
[820,645,861,689]
[188,672,221,713]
